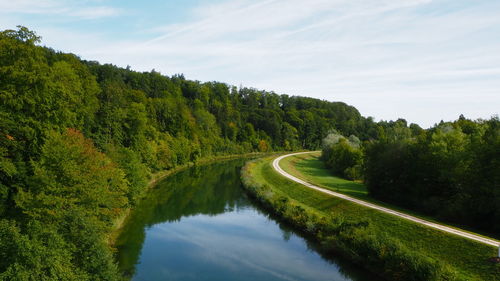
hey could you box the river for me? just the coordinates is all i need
[115,159,378,281]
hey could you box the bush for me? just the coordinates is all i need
[322,137,363,180]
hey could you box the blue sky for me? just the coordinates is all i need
[1,0,499,128]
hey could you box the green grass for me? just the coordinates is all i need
[246,156,500,281]
[280,152,500,241]
[281,152,370,198]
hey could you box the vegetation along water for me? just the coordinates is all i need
[115,159,379,281]
[241,156,499,281]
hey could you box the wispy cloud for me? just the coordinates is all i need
[1,0,498,127]
[0,0,121,20]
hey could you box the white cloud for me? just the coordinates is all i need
[1,0,499,127]
[0,0,121,19]
[0,0,58,13]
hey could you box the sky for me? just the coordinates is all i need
[1,0,499,128]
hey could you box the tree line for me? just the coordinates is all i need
[0,26,380,280]
[321,116,500,235]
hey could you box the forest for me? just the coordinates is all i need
[0,26,388,280]
[321,116,500,235]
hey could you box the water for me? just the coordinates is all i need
[116,159,378,281]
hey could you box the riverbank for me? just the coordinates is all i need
[115,156,379,280]
[240,156,500,281]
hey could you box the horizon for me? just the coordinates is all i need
[1,0,499,128]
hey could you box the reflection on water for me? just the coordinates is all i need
[116,159,377,281]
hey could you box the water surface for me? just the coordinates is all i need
[116,159,377,281]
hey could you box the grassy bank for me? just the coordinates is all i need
[280,152,500,241]
[241,156,499,281]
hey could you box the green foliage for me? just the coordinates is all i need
[319,116,499,236]
[322,133,364,180]
[104,145,150,205]
[0,147,16,216]
[365,117,500,234]
[16,129,128,228]
[0,219,87,281]
[59,210,122,281]
[0,26,41,44]
[1,129,125,280]
[257,139,269,152]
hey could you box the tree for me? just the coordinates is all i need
[0,219,85,281]
[322,136,363,180]
[258,139,269,152]
[0,26,41,44]
[16,129,128,229]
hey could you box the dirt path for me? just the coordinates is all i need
[273,151,500,248]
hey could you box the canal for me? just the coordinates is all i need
[116,159,377,281]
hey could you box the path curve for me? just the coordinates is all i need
[273,151,500,248]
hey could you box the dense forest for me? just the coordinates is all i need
[321,116,500,235]
[0,26,385,280]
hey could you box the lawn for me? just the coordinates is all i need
[280,151,370,199]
